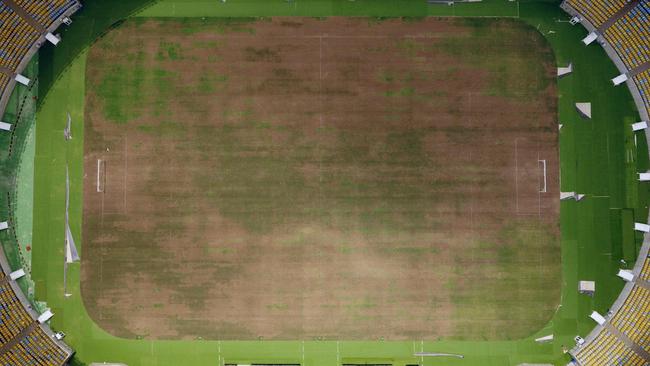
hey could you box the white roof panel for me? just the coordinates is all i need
[635,222,650,232]
[589,311,606,325]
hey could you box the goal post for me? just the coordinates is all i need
[96,159,105,193]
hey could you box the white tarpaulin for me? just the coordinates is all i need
[590,311,606,325]
[9,269,25,280]
[0,122,12,131]
[14,74,30,86]
[37,310,54,324]
[635,222,650,232]
[612,73,628,86]
[45,32,60,45]
[575,103,592,119]
[582,32,598,45]
[65,166,79,263]
[632,121,648,131]
[617,269,634,282]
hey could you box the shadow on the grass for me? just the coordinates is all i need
[38,0,159,108]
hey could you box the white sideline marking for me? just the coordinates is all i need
[336,341,340,364]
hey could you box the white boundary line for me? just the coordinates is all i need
[218,340,222,366]
[336,341,340,365]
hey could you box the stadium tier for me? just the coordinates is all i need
[641,253,650,281]
[0,3,40,71]
[635,69,650,112]
[0,282,32,344]
[0,273,72,365]
[564,0,628,27]
[572,328,646,366]
[0,326,69,366]
[610,285,650,350]
[14,0,79,30]
[0,73,8,96]
[604,0,650,69]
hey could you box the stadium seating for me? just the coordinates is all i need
[14,0,80,31]
[610,285,650,349]
[0,74,9,97]
[0,3,41,71]
[572,328,646,366]
[0,280,71,366]
[0,326,69,366]
[604,0,650,69]
[0,282,33,344]
[640,254,650,281]
[565,0,628,27]
[635,70,650,112]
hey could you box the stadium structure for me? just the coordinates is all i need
[0,0,648,365]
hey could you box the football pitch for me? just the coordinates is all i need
[21,0,649,365]
[80,16,559,341]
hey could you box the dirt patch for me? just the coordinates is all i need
[81,17,560,341]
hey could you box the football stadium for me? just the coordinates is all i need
[0,0,647,365]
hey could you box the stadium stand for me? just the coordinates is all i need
[574,322,647,364]
[0,74,10,97]
[0,326,69,366]
[572,328,646,366]
[635,70,650,111]
[640,254,650,281]
[610,285,650,349]
[0,264,73,365]
[564,0,629,28]
[604,0,650,70]
[0,3,41,71]
[14,0,79,30]
[0,282,32,344]
[0,269,72,365]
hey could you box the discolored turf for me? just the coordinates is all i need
[81,17,559,341]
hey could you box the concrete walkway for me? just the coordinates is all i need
[630,61,650,77]
[0,67,14,77]
[637,278,650,291]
